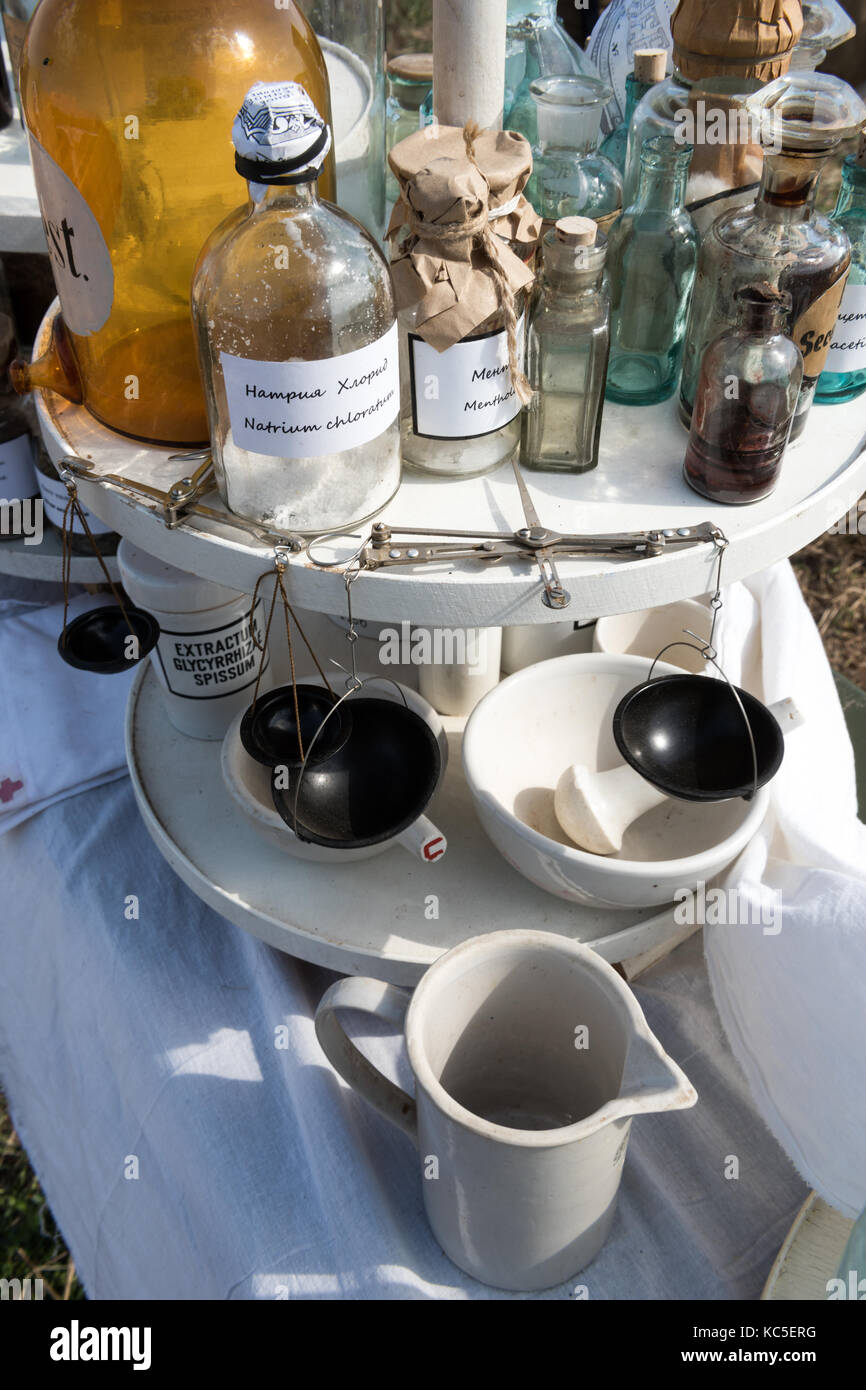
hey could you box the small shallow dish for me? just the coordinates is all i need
[462,653,770,909]
[58,604,159,674]
[222,677,449,863]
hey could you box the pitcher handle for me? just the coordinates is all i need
[315,976,418,1145]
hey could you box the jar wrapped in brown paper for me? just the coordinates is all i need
[388,124,542,478]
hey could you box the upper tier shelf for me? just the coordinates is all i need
[34,304,866,625]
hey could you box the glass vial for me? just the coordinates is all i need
[385,54,433,207]
[683,283,803,505]
[529,75,622,229]
[605,137,698,406]
[816,133,866,405]
[191,82,401,535]
[521,217,609,474]
[599,50,667,177]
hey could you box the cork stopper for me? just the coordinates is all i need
[555,216,597,246]
[633,49,667,84]
[670,0,803,82]
[387,53,433,83]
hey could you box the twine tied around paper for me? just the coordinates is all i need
[402,122,534,406]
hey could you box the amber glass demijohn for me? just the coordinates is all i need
[15,0,334,447]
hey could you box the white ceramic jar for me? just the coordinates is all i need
[117,540,271,740]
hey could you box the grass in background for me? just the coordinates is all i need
[0,1096,84,1299]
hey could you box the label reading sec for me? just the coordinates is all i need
[28,135,115,337]
[409,318,524,439]
[793,273,850,379]
[220,323,399,459]
[0,434,37,497]
[822,283,866,374]
[37,470,114,534]
[154,601,268,700]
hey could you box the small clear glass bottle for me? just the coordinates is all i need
[816,134,866,405]
[606,137,697,406]
[521,217,609,473]
[529,75,622,228]
[599,50,667,177]
[385,54,433,206]
[191,82,401,535]
[683,283,802,504]
[679,75,866,441]
[504,0,598,150]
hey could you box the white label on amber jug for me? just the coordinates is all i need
[0,434,36,498]
[36,470,114,535]
[27,136,115,336]
[220,323,399,459]
[822,285,866,374]
[154,601,268,700]
[408,319,525,439]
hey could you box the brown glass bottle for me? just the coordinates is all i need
[684,284,803,504]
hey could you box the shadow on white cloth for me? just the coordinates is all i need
[710,559,866,1218]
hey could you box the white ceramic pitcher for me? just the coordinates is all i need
[315,930,697,1291]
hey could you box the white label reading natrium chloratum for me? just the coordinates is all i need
[409,318,525,439]
[823,284,866,374]
[154,601,268,700]
[220,323,399,459]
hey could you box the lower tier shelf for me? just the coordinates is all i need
[0,527,119,583]
[125,658,683,984]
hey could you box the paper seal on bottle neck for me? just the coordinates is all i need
[232,81,332,185]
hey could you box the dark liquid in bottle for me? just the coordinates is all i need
[683,383,793,504]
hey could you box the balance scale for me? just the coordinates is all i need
[30,302,866,982]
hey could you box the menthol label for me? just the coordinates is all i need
[36,469,114,534]
[0,433,37,497]
[408,318,524,439]
[220,322,399,459]
[153,601,269,700]
[823,284,866,374]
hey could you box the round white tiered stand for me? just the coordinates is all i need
[25,0,866,983]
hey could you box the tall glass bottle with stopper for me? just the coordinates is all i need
[622,0,802,227]
[191,82,401,535]
[683,283,802,504]
[388,124,541,479]
[521,216,609,474]
[606,136,697,405]
[529,76,622,231]
[679,74,866,441]
[385,55,433,206]
[600,50,668,176]
[816,132,866,405]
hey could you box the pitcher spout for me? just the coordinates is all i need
[610,1029,698,1121]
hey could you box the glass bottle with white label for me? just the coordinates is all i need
[521,217,609,473]
[816,134,866,405]
[191,82,401,535]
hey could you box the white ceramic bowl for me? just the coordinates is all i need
[594,599,712,674]
[221,677,448,862]
[462,653,770,909]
